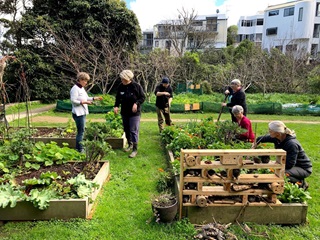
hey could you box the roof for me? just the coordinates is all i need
[265,0,306,11]
[155,13,227,25]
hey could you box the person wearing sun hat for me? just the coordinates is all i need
[114,69,145,158]
[254,121,312,190]
[154,77,173,133]
[221,79,247,122]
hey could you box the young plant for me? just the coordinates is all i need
[278,178,312,203]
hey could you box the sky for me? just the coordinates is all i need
[124,0,294,31]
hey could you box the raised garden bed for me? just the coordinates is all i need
[3,127,126,149]
[0,161,110,221]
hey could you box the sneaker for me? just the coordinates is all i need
[124,145,133,152]
[129,150,137,158]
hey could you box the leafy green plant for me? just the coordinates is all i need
[0,183,25,208]
[278,178,312,203]
[156,168,174,192]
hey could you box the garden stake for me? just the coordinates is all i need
[217,94,228,122]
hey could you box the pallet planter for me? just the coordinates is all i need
[167,149,308,225]
[0,161,110,221]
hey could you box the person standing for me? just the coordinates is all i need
[221,79,247,122]
[70,72,103,152]
[231,105,255,142]
[114,70,145,158]
[253,121,312,190]
[154,77,173,133]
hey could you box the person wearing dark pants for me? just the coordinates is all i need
[221,79,247,123]
[155,77,173,132]
[70,72,103,152]
[253,121,312,190]
[114,70,145,158]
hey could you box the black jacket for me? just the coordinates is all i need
[154,84,173,109]
[226,87,247,116]
[256,134,312,170]
[114,81,145,116]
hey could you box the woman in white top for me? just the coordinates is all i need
[70,72,102,152]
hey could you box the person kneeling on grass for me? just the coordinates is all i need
[231,105,255,142]
[253,121,312,190]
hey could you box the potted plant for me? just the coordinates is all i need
[151,191,178,223]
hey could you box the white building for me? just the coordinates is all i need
[237,12,264,47]
[140,13,228,56]
[262,0,320,57]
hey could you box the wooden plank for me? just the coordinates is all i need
[184,161,283,169]
[184,174,284,183]
[183,203,308,224]
[181,149,286,156]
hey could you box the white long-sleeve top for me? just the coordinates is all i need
[70,84,93,116]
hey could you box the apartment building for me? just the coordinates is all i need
[140,13,228,56]
[262,0,320,57]
[237,12,264,47]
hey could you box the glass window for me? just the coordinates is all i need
[311,44,318,57]
[316,3,320,16]
[257,19,264,26]
[284,7,294,17]
[155,41,159,47]
[255,33,262,42]
[266,27,277,35]
[275,45,283,51]
[298,7,303,21]
[313,24,320,38]
[268,10,279,16]
[206,17,217,31]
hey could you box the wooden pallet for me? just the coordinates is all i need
[179,149,287,219]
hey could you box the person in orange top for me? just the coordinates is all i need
[231,105,255,142]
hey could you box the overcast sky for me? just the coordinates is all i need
[124,0,294,31]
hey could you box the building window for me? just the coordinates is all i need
[298,7,303,21]
[206,17,217,31]
[313,24,320,38]
[165,40,171,50]
[316,3,320,16]
[192,21,203,26]
[155,41,159,47]
[286,44,297,52]
[311,44,318,57]
[257,19,263,25]
[268,10,279,16]
[284,7,294,17]
[275,45,283,52]
[255,33,262,42]
[266,27,277,35]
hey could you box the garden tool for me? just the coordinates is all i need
[217,94,228,122]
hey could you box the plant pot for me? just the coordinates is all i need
[152,200,178,223]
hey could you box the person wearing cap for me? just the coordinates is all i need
[231,105,255,142]
[114,70,145,158]
[221,79,247,122]
[70,72,103,152]
[154,77,173,133]
[254,121,312,190]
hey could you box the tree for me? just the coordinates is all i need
[227,25,238,46]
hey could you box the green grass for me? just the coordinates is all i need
[1,112,320,239]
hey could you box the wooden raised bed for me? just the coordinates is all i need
[4,127,127,149]
[0,161,110,221]
[167,149,308,225]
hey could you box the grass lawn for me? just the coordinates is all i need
[1,111,320,240]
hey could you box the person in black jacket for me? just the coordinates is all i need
[114,70,145,158]
[154,77,173,132]
[253,121,312,190]
[221,79,247,122]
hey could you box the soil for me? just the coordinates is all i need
[13,161,102,186]
[31,127,76,138]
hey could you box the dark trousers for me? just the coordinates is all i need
[156,107,172,132]
[122,115,140,143]
[286,166,312,183]
[72,113,86,152]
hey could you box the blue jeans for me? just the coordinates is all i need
[72,113,86,152]
[121,115,140,144]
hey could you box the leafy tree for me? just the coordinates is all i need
[227,25,238,46]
